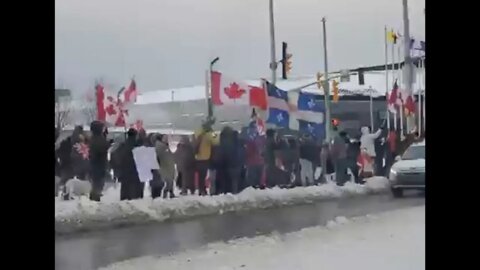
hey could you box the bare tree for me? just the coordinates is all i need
[80,101,97,124]
[80,85,98,124]
[55,81,73,129]
[55,101,71,129]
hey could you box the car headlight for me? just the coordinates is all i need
[389,169,397,180]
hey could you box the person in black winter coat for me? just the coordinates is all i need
[71,126,89,180]
[299,135,317,186]
[148,133,164,199]
[285,137,300,187]
[88,121,110,201]
[219,127,241,194]
[345,137,361,184]
[118,128,142,200]
[58,136,73,184]
[264,129,282,188]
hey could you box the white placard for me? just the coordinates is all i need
[132,146,160,183]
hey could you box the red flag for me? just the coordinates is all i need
[211,71,267,110]
[124,79,137,104]
[96,83,106,121]
[249,85,267,110]
[404,95,416,116]
[387,80,404,114]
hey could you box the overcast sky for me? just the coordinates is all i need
[55,0,425,96]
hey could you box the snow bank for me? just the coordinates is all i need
[55,177,389,234]
[100,205,425,270]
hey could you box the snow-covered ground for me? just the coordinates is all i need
[101,205,425,270]
[55,177,389,234]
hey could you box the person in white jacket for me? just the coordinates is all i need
[360,126,383,175]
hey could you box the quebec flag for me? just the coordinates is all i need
[266,81,325,138]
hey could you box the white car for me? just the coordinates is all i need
[388,141,425,197]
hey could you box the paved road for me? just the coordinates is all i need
[55,192,425,270]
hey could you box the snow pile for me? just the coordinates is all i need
[55,177,390,234]
[100,206,425,270]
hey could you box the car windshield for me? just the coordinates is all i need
[402,145,425,160]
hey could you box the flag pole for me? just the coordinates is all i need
[172,90,176,134]
[422,57,426,132]
[369,86,374,131]
[397,37,404,139]
[208,57,220,120]
[205,69,210,118]
[322,17,332,143]
[391,30,397,131]
[417,59,422,136]
[384,26,390,130]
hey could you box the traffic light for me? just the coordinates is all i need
[332,80,339,103]
[316,72,323,89]
[282,42,293,79]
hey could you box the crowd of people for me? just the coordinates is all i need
[55,118,422,202]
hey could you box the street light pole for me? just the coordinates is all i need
[269,0,277,84]
[206,57,220,119]
[322,17,332,142]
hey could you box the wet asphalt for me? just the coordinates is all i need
[55,191,425,270]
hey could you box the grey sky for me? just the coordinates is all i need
[55,0,425,96]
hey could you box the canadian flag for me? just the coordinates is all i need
[211,71,267,110]
[95,83,126,127]
[124,79,137,104]
[387,80,403,114]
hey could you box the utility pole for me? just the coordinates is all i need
[322,17,332,142]
[402,0,414,132]
[269,0,277,84]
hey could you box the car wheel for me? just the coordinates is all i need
[391,187,404,198]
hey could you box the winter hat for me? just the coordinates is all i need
[90,121,104,136]
[127,128,138,139]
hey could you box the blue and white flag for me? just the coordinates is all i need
[266,82,325,138]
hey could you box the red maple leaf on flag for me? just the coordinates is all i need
[105,102,117,116]
[74,143,90,160]
[224,82,246,99]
